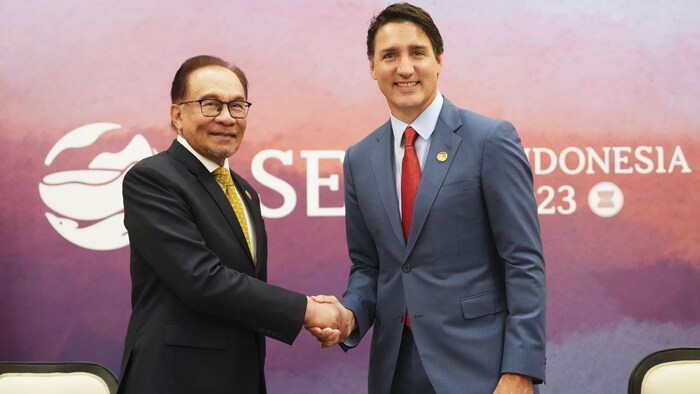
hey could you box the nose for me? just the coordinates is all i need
[215,106,237,125]
[397,55,414,76]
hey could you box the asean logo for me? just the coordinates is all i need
[588,181,624,218]
[39,123,156,250]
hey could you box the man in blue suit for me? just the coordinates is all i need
[312,3,546,393]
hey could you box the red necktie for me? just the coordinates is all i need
[401,126,421,329]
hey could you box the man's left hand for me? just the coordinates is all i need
[493,373,534,394]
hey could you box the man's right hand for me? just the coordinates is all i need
[304,295,356,348]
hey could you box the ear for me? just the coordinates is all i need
[369,59,377,81]
[170,103,183,135]
[436,54,443,75]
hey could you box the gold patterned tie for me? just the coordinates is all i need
[212,167,253,258]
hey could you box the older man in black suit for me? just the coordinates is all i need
[117,55,349,394]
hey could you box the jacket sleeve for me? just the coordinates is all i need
[481,121,547,383]
[340,146,379,348]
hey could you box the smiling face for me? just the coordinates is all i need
[370,21,442,124]
[170,65,247,166]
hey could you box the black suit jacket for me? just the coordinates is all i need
[117,141,307,394]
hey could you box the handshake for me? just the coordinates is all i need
[304,295,356,348]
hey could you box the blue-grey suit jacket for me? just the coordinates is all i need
[341,98,546,394]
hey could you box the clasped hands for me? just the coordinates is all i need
[304,295,356,348]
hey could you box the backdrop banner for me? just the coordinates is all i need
[1,1,698,392]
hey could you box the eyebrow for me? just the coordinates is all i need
[408,44,429,51]
[199,93,246,101]
[378,44,429,54]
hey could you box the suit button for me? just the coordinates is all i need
[402,264,411,273]
[259,327,265,333]
[399,315,404,323]
[266,329,272,335]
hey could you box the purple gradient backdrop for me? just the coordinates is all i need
[2,1,699,393]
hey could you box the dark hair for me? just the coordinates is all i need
[366,2,444,60]
[170,55,249,103]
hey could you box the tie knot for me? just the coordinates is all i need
[212,167,234,188]
[404,127,418,147]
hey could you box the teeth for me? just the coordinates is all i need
[396,82,418,87]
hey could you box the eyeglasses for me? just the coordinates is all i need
[178,99,252,119]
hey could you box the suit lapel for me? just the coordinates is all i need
[370,122,406,246]
[404,100,463,260]
[167,141,255,267]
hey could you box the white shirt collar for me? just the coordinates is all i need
[176,135,230,172]
[391,92,444,144]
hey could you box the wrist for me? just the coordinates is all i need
[343,308,356,336]
[304,296,314,326]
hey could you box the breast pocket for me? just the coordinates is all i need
[437,179,472,199]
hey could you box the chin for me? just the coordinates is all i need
[207,147,238,162]
[394,95,424,107]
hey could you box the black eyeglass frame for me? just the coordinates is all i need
[178,99,253,119]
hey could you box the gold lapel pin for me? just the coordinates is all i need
[437,151,448,162]
[245,190,252,200]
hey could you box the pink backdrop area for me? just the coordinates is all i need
[1,1,699,393]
